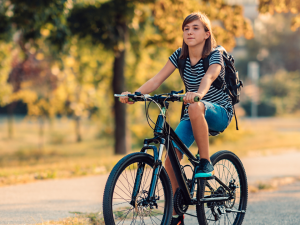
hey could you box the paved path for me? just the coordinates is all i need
[1,151,300,224]
[184,181,300,224]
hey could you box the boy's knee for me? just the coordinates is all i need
[188,102,205,118]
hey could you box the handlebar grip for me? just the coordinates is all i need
[118,97,134,102]
[179,96,200,102]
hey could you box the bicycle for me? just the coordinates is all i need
[103,90,248,225]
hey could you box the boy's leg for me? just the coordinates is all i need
[188,102,209,160]
[188,102,215,178]
[188,101,229,178]
[165,148,183,215]
[165,120,194,216]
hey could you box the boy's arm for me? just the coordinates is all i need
[136,60,176,94]
[120,60,176,104]
[183,64,221,104]
[197,64,221,98]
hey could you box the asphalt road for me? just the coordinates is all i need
[1,151,300,224]
[184,181,300,224]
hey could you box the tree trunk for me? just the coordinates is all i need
[112,49,127,155]
[39,116,44,151]
[7,102,16,139]
[75,116,82,142]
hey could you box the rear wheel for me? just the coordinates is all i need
[196,150,248,225]
[103,152,173,225]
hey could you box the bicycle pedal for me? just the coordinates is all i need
[197,175,215,180]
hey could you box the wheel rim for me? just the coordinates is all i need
[203,158,244,224]
[111,160,167,224]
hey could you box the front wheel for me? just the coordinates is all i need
[103,152,173,225]
[196,150,248,225]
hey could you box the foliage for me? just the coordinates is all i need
[0,0,255,153]
[259,0,300,31]
[259,70,300,115]
[57,37,113,120]
[0,0,71,142]
[148,0,253,51]
[0,42,13,106]
[0,0,69,51]
[241,101,276,117]
[235,13,300,78]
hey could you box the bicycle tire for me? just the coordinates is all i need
[103,152,173,225]
[196,150,248,225]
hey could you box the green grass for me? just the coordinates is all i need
[0,116,300,186]
[186,117,300,161]
[35,212,104,225]
[0,116,124,186]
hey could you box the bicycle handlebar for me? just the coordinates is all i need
[114,91,200,103]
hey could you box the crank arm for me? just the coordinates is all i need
[226,209,246,213]
[199,196,229,203]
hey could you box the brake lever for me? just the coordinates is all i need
[170,90,184,95]
[128,94,135,98]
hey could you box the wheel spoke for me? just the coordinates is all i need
[196,152,247,225]
[104,154,171,225]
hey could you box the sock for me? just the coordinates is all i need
[172,215,179,218]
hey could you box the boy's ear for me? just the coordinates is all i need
[205,31,211,40]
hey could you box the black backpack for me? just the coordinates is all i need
[177,45,243,131]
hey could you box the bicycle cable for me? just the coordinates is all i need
[138,93,179,162]
[144,95,167,131]
[162,96,171,162]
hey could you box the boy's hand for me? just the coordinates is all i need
[120,91,135,104]
[183,92,202,104]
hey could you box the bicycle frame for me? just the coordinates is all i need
[130,101,234,208]
[130,102,199,206]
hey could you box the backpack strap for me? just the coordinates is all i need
[224,86,239,130]
[202,54,210,73]
[205,47,239,131]
[203,49,224,90]
[177,48,186,83]
[232,105,239,130]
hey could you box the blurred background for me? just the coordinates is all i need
[0,0,300,186]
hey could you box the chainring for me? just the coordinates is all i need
[174,188,189,216]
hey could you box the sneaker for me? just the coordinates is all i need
[170,215,184,225]
[194,158,214,179]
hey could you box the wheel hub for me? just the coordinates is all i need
[134,191,159,216]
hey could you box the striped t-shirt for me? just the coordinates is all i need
[169,48,233,123]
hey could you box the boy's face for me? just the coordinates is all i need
[183,19,210,47]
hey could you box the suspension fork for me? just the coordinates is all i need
[130,161,146,206]
[130,141,162,205]
[131,106,167,204]
[147,141,165,201]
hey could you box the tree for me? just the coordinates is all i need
[58,37,113,142]
[259,0,300,31]
[67,0,153,154]
[235,13,300,79]
[8,52,58,149]
[148,0,253,52]
[259,70,300,115]
[0,0,69,139]
[67,0,253,155]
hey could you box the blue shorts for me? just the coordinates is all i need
[172,101,229,156]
